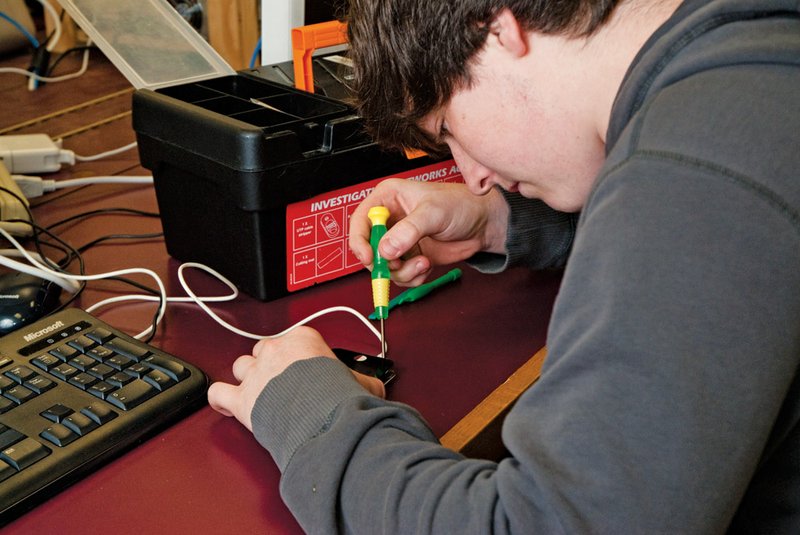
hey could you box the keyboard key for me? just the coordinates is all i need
[68,354,97,371]
[67,335,97,353]
[104,338,150,362]
[0,427,24,450]
[50,363,79,381]
[106,355,132,371]
[25,375,55,394]
[40,424,78,447]
[107,372,134,388]
[87,346,114,362]
[49,344,79,362]
[142,355,189,382]
[87,327,114,344]
[143,370,175,391]
[68,373,98,391]
[88,363,115,380]
[81,403,117,425]
[0,356,12,369]
[88,381,116,399]
[4,385,36,405]
[1,438,50,470]
[106,380,156,411]
[41,404,73,423]
[32,354,61,371]
[6,365,36,384]
[62,413,98,436]
[125,363,149,379]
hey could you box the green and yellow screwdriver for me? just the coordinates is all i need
[368,206,391,356]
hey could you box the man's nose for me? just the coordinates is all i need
[451,144,494,195]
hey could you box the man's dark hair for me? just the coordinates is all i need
[344,0,621,154]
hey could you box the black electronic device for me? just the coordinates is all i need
[0,273,62,336]
[333,348,396,385]
[0,308,208,523]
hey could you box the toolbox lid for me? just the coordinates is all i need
[58,0,235,90]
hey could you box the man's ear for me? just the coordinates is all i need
[488,8,529,57]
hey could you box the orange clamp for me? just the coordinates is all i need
[291,20,348,93]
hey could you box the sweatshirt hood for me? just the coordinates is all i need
[606,0,800,151]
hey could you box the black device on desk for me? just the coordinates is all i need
[0,308,207,523]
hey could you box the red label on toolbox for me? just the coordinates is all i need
[285,159,462,292]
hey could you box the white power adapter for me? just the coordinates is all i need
[0,161,32,236]
[0,134,75,174]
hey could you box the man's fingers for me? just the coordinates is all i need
[207,381,253,431]
[379,216,425,260]
[207,382,235,417]
[232,354,256,382]
[387,254,432,286]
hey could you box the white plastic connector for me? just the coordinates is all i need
[0,134,75,173]
[0,161,32,236]
[10,175,57,198]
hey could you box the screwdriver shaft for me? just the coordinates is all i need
[380,317,385,356]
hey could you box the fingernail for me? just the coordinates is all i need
[382,237,399,258]
[417,261,430,276]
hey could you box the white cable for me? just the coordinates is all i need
[0,227,166,339]
[12,175,153,198]
[0,249,80,293]
[38,0,62,53]
[4,37,91,89]
[176,262,383,343]
[9,47,90,87]
[86,263,239,313]
[52,176,153,189]
[74,142,138,162]
[84,262,382,348]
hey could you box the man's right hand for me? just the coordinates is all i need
[348,179,509,287]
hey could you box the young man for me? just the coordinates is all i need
[208,0,800,531]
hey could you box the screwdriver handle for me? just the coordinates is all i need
[368,206,391,320]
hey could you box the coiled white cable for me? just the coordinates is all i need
[0,229,382,347]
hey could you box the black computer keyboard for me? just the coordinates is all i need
[0,308,208,523]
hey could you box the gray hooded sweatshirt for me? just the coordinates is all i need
[252,0,800,532]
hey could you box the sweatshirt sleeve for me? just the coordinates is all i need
[250,150,800,533]
[467,189,577,274]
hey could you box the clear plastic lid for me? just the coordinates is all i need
[58,0,235,90]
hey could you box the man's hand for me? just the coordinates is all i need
[208,326,385,431]
[348,179,509,286]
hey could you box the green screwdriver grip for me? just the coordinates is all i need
[368,206,391,320]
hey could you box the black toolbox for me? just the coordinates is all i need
[61,0,461,301]
[132,71,460,300]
